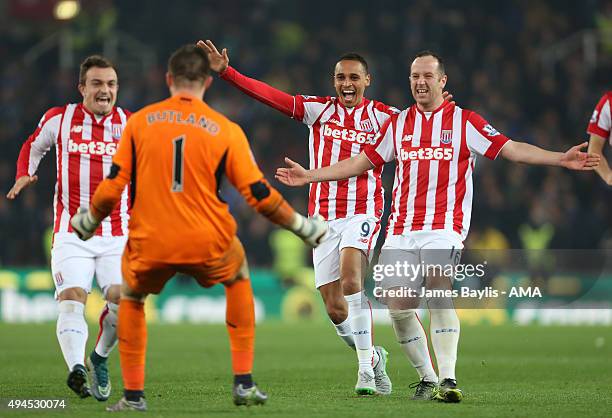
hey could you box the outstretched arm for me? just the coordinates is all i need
[197,39,297,118]
[275,152,374,187]
[226,123,327,246]
[500,140,600,170]
[587,134,612,185]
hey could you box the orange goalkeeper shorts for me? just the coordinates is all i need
[121,236,247,294]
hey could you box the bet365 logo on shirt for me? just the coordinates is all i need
[323,124,377,145]
[400,146,453,161]
[68,139,117,155]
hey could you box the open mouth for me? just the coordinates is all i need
[416,87,428,95]
[342,90,356,102]
[95,96,111,106]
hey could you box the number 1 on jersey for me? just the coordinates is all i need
[172,135,185,192]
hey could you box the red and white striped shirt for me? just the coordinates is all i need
[295,96,399,220]
[16,103,131,236]
[218,66,399,221]
[364,101,510,240]
[587,91,612,144]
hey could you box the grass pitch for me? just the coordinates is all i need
[1,321,611,417]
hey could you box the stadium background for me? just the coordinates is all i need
[0,0,610,323]
[0,1,611,417]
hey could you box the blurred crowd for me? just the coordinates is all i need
[1,0,610,267]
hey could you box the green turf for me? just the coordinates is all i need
[0,322,611,417]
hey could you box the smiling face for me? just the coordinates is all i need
[410,55,447,111]
[78,66,118,116]
[333,60,370,108]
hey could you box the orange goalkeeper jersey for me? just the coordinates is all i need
[91,93,264,263]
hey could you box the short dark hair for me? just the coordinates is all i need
[413,50,445,75]
[168,45,210,85]
[79,55,116,85]
[337,52,369,74]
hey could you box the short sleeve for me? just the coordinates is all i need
[294,95,332,126]
[587,93,611,140]
[465,112,510,160]
[364,116,396,167]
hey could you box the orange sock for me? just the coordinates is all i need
[224,279,255,375]
[118,299,147,391]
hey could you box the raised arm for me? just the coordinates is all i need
[197,40,297,118]
[275,152,374,187]
[588,134,612,185]
[500,140,600,170]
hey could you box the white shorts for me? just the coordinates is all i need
[313,214,381,288]
[51,232,127,298]
[378,230,464,289]
[382,230,464,252]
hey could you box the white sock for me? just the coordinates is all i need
[389,309,437,382]
[332,316,355,349]
[429,308,460,381]
[56,300,88,371]
[345,291,375,371]
[332,312,380,365]
[94,302,118,358]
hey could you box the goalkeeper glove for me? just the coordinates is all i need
[70,208,100,241]
[291,214,328,247]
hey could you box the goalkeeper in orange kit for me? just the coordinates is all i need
[70,44,327,411]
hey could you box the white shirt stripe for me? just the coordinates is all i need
[445,107,463,229]
[370,103,509,241]
[422,110,443,229]
[38,104,130,236]
[403,112,422,234]
[301,97,397,220]
[59,104,76,232]
[388,114,405,233]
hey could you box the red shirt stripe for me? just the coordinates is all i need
[367,102,509,240]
